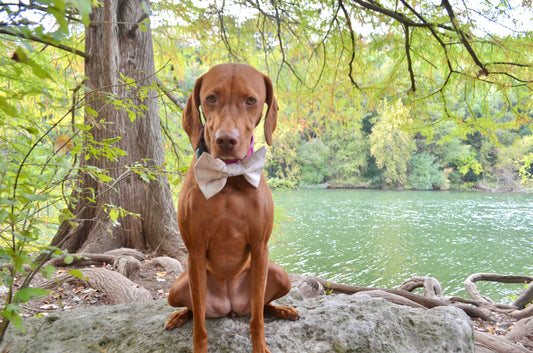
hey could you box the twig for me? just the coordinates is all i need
[403,23,416,93]
[0,28,86,58]
[338,0,360,89]
[155,78,184,110]
[271,0,304,85]
[441,0,488,76]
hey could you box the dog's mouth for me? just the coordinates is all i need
[219,154,247,164]
[220,156,240,161]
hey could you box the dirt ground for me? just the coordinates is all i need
[18,254,174,316]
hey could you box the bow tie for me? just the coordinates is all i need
[194,147,267,199]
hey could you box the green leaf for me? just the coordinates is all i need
[68,269,89,280]
[14,287,51,303]
[18,193,48,203]
[21,125,39,135]
[41,265,55,278]
[70,0,93,26]
[85,106,98,119]
[74,123,93,131]
[47,0,69,33]
[96,173,113,182]
[0,96,18,116]
[2,304,24,331]
[102,137,121,144]
[139,172,151,183]
[109,208,119,222]
[128,109,137,122]
[30,61,52,79]
[64,254,74,265]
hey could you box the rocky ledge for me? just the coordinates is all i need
[3,287,473,353]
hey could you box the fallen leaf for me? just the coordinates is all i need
[40,304,59,310]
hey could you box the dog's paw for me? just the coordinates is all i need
[281,306,301,321]
[164,308,192,330]
[264,304,300,321]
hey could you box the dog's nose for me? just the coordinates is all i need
[215,130,239,151]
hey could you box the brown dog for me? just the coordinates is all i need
[165,63,299,353]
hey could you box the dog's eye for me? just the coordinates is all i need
[206,95,217,104]
[246,97,256,105]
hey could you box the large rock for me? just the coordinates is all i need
[3,289,474,353]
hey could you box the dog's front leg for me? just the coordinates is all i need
[250,243,270,353]
[188,251,208,353]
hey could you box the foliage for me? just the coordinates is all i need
[0,0,92,341]
[408,153,448,190]
[297,138,331,186]
[519,152,533,187]
[265,132,302,189]
[0,0,171,343]
[369,99,416,186]
[152,0,533,190]
[323,120,369,187]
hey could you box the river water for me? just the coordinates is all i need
[269,189,533,302]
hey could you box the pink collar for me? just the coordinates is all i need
[224,135,255,164]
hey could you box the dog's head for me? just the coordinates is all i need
[182,63,278,161]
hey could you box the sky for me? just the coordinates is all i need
[2,0,532,37]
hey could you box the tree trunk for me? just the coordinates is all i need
[51,0,186,260]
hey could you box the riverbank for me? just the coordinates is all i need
[302,181,532,193]
[7,259,532,352]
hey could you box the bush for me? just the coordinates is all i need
[409,153,448,190]
[297,139,331,186]
[326,131,369,187]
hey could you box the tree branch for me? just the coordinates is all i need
[398,0,453,75]
[0,28,86,58]
[217,0,238,61]
[441,0,488,76]
[403,24,415,93]
[338,0,360,89]
[155,78,184,110]
[128,13,149,37]
[351,0,421,27]
[0,2,82,23]
[271,0,304,85]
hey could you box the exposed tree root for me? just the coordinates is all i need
[398,276,444,300]
[514,284,533,310]
[475,331,531,353]
[354,289,426,309]
[145,256,184,275]
[506,318,533,343]
[38,248,179,305]
[313,274,532,352]
[512,305,533,321]
[312,276,488,319]
[464,273,533,306]
[40,267,152,304]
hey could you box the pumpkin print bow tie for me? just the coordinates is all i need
[194,147,267,199]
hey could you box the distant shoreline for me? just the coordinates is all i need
[297,183,532,193]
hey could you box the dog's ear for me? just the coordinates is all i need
[183,76,204,150]
[263,75,278,146]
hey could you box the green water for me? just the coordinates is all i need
[269,189,533,302]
